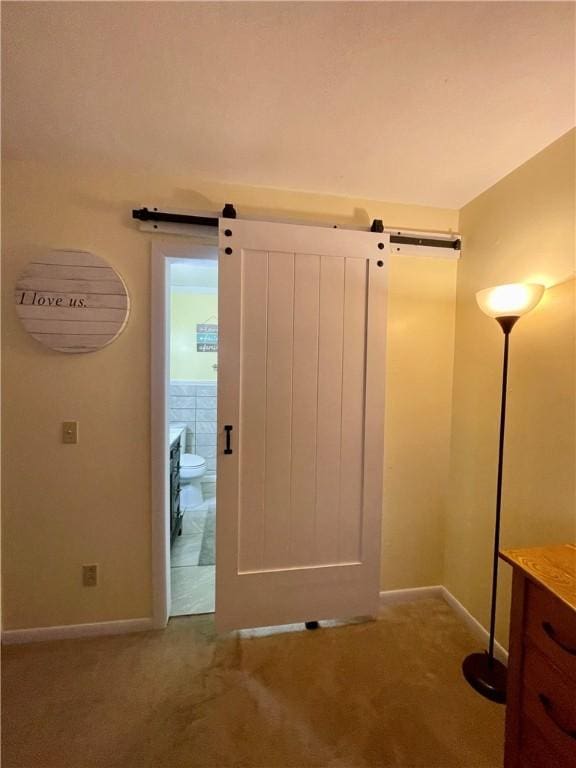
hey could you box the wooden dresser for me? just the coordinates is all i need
[500,544,576,768]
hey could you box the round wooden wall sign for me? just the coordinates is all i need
[15,250,130,353]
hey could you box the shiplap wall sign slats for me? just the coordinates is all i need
[15,250,130,353]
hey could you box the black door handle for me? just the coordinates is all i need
[224,425,233,454]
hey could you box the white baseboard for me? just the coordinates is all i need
[379,584,508,663]
[379,585,444,605]
[441,587,508,663]
[1,617,155,645]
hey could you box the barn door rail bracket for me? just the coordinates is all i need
[390,233,461,250]
[372,218,460,250]
[133,205,460,257]
[132,203,236,228]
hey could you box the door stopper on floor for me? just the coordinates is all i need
[305,621,319,630]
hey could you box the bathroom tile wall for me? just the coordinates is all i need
[169,382,217,474]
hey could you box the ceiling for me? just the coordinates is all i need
[2,2,574,209]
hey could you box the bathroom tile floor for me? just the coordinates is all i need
[170,498,216,616]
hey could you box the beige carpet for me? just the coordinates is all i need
[1,598,504,768]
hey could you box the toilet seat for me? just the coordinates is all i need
[181,454,206,469]
[180,453,207,483]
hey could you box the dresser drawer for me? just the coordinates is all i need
[525,581,576,682]
[520,717,575,768]
[521,642,576,767]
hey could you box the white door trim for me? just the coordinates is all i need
[150,240,218,629]
[150,242,170,628]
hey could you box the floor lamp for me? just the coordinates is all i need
[462,282,545,704]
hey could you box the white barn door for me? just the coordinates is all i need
[216,219,388,631]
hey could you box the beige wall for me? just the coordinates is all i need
[171,291,218,382]
[1,160,458,629]
[445,129,576,648]
[382,255,457,588]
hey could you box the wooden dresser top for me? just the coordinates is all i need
[500,544,576,612]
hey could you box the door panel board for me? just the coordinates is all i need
[237,250,268,573]
[339,257,368,563]
[315,255,345,565]
[290,254,321,567]
[263,253,295,570]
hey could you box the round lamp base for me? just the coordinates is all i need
[462,652,507,704]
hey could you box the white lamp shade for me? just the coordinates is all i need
[476,283,545,319]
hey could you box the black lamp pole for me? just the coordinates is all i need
[462,314,518,704]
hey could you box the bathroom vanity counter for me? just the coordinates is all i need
[169,426,185,448]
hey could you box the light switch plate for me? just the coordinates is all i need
[62,421,79,444]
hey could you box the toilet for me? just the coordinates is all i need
[180,453,207,509]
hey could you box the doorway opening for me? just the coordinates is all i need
[151,221,386,632]
[168,254,218,616]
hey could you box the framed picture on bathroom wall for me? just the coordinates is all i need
[196,323,218,352]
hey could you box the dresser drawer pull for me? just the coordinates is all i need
[538,694,576,740]
[542,621,576,655]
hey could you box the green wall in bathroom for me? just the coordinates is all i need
[170,290,218,381]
